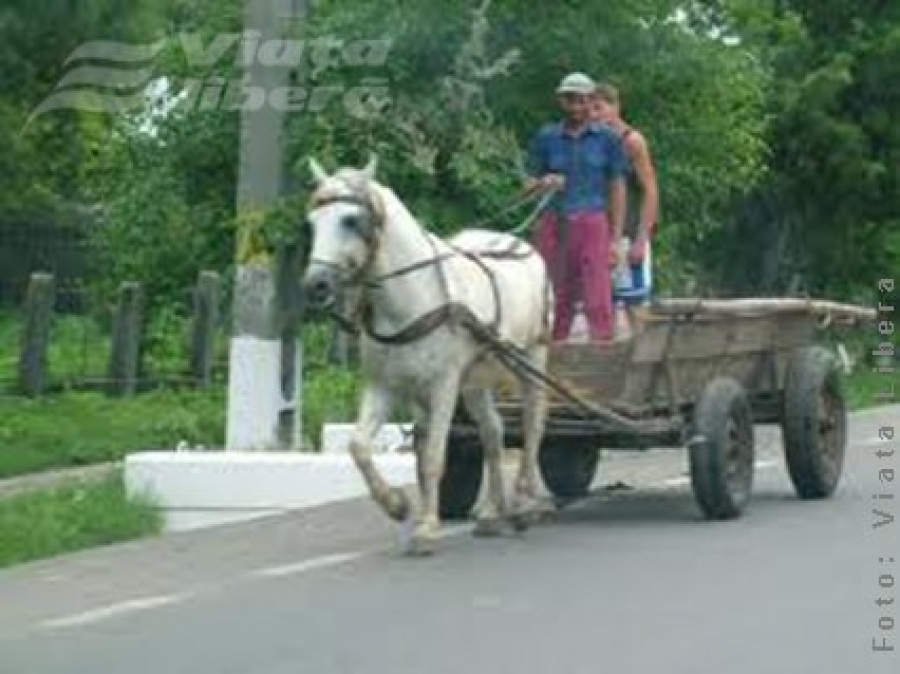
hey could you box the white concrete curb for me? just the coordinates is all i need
[125,449,416,533]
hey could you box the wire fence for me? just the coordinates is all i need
[0,215,95,312]
[0,270,233,397]
[0,226,353,400]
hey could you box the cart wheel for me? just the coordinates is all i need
[439,438,484,520]
[782,346,847,499]
[538,437,600,500]
[688,377,755,520]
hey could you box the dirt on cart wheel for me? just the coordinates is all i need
[782,346,848,499]
[689,377,755,520]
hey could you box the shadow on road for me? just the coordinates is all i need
[547,485,839,527]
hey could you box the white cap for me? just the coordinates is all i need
[556,72,596,95]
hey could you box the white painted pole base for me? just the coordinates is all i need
[226,336,289,451]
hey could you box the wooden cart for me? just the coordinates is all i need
[439,298,876,520]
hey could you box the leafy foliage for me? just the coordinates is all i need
[2,0,896,306]
[705,0,900,297]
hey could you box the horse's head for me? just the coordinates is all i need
[301,154,385,309]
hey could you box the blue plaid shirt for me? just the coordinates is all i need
[526,121,627,215]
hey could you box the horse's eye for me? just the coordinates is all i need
[342,214,360,230]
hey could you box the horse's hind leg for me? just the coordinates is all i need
[461,388,507,537]
[512,343,551,530]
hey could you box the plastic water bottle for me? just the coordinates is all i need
[569,302,589,343]
[613,236,632,292]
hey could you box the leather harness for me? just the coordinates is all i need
[307,182,548,346]
[303,180,659,437]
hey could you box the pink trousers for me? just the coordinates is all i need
[533,210,613,341]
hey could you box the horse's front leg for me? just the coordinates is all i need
[350,383,409,522]
[410,376,461,556]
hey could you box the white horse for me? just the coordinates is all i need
[301,155,553,555]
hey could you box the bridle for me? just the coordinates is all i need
[305,178,538,346]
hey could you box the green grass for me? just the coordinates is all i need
[1,307,888,482]
[0,472,161,568]
[845,365,897,411]
[0,360,362,479]
[303,366,361,448]
[823,330,897,410]
[0,388,227,478]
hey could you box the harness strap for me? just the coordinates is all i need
[310,180,542,347]
[332,241,537,345]
[451,246,502,332]
[371,251,457,283]
[362,302,465,346]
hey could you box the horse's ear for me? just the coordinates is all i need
[362,153,377,180]
[308,157,329,184]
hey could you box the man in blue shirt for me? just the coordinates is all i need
[524,72,627,342]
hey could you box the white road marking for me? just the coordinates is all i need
[254,525,469,578]
[40,593,191,630]
[38,572,67,583]
[39,531,473,631]
[250,552,364,579]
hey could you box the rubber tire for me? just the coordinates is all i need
[538,437,600,499]
[782,346,847,499]
[689,377,755,520]
[439,438,484,520]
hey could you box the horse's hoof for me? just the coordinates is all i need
[472,517,505,538]
[407,534,437,557]
[401,520,439,557]
[533,501,558,522]
[509,512,532,533]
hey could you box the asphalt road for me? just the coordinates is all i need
[0,405,897,674]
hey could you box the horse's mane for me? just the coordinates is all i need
[371,183,421,233]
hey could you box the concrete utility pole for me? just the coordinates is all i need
[226,0,308,451]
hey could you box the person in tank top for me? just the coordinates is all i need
[590,81,659,335]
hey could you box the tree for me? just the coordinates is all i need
[282,0,770,293]
[705,0,900,298]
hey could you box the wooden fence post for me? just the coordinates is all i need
[17,272,55,396]
[108,281,143,396]
[190,271,221,387]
